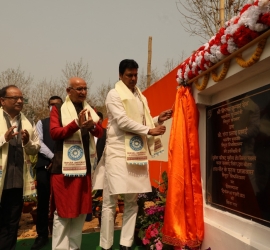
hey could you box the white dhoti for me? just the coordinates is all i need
[52,211,86,250]
[100,174,138,249]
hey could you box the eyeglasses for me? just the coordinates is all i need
[69,87,88,92]
[3,96,25,102]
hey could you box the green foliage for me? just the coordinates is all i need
[117,194,124,201]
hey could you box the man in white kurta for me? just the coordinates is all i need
[94,59,172,250]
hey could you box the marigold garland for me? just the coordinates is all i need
[211,60,231,82]
[235,37,267,68]
[194,73,210,91]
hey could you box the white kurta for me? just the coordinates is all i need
[100,89,158,195]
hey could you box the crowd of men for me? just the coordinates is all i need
[0,59,172,250]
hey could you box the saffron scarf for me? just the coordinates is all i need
[162,86,204,248]
[0,109,37,200]
[115,80,164,165]
[61,96,99,176]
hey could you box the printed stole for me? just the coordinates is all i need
[61,96,99,176]
[115,80,164,165]
[0,109,36,200]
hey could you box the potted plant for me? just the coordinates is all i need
[93,196,103,225]
[94,195,119,226]
[22,197,37,214]
[135,171,173,250]
[137,199,168,249]
[30,208,37,224]
[117,194,124,213]
[134,186,160,246]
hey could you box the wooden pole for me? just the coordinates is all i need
[147,36,152,88]
[220,0,225,27]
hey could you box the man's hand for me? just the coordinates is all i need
[21,129,29,145]
[78,109,95,129]
[158,109,173,123]
[4,126,18,142]
[148,125,166,136]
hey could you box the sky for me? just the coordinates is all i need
[1,0,202,92]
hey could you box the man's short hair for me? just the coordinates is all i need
[0,85,19,107]
[119,59,139,75]
[48,96,63,105]
[0,85,18,98]
[96,111,103,120]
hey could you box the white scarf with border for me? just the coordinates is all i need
[61,96,99,177]
[115,80,164,165]
[0,109,36,200]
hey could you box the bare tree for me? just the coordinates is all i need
[162,58,183,76]
[91,82,113,118]
[177,0,248,40]
[27,79,66,121]
[61,58,93,93]
[137,68,161,91]
[138,56,186,91]
[0,67,33,97]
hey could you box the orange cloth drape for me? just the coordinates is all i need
[162,86,204,248]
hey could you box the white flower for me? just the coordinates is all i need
[216,46,226,60]
[204,51,210,61]
[184,65,189,80]
[209,54,219,63]
[221,35,227,44]
[227,39,237,54]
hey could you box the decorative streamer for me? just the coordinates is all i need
[162,86,204,248]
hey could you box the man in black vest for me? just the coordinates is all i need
[91,111,106,210]
[96,111,107,164]
[31,96,63,250]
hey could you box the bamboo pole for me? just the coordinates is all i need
[220,0,225,27]
[147,36,152,88]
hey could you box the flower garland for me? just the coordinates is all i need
[194,73,210,91]
[211,60,231,82]
[176,0,270,89]
[235,37,267,67]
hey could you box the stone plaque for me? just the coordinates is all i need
[206,84,270,227]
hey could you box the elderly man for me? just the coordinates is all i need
[94,59,172,250]
[0,85,40,250]
[50,77,103,250]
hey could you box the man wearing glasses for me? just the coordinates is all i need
[0,85,40,250]
[49,77,103,250]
